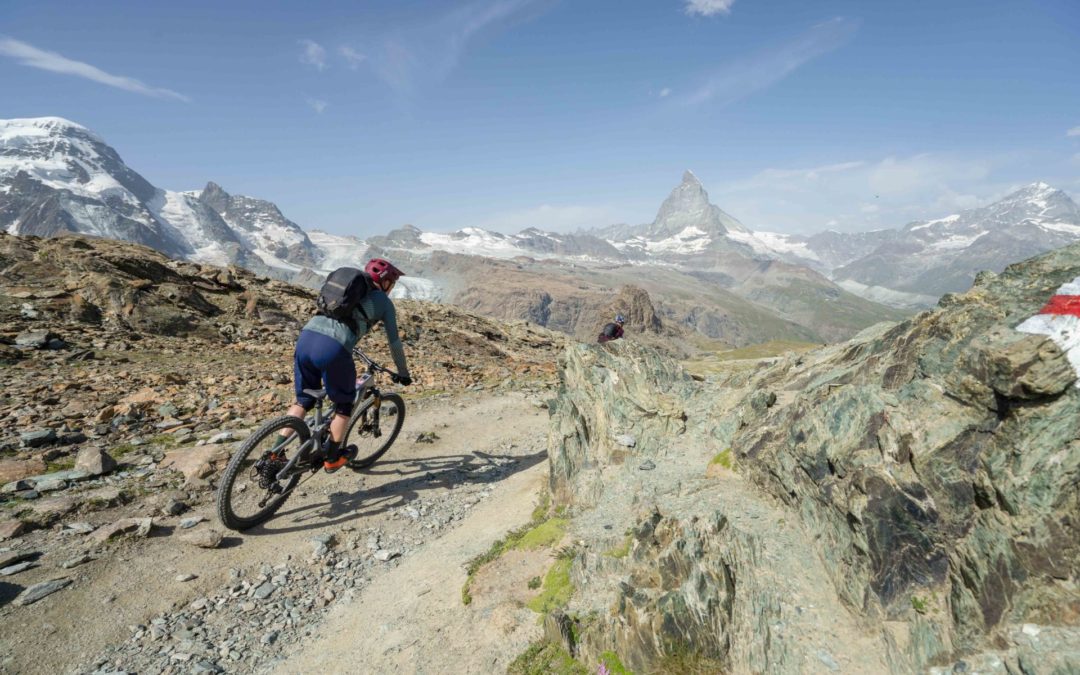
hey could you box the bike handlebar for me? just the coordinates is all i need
[352,348,400,379]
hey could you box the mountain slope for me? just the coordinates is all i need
[833,183,1080,297]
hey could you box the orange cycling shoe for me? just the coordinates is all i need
[323,445,358,473]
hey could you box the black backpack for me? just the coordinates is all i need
[316,267,372,331]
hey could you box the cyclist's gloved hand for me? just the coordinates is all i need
[394,375,413,386]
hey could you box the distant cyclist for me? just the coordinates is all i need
[597,314,625,344]
[283,258,412,472]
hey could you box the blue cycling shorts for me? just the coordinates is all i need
[293,329,356,416]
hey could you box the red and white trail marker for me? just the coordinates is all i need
[1015,276,1080,385]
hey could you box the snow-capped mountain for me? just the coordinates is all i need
[829,183,1080,299]
[1,117,193,257]
[196,181,321,269]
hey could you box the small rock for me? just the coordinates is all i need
[15,578,72,606]
[158,403,181,418]
[90,517,153,544]
[0,561,38,576]
[181,528,224,549]
[0,520,26,540]
[261,630,279,645]
[414,431,440,444]
[59,522,96,535]
[61,554,95,569]
[179,516,205,529]
[74,447,117,477]
[208,431,235,444]
[14,330,56,349]
[613,434,637,448]
[373,549,399,562]
[176,573,197,582]
[253,582,275,600]
[0,551,35,568]
[816,649,840,672]
[20,429,57,448]
[161,498,189,516]
[638,460,656,471]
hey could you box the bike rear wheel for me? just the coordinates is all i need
[216,416,309,531]
[344,393,405,469]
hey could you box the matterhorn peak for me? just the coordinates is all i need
[652,170,747,237]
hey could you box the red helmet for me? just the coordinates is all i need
[365,257,404,284]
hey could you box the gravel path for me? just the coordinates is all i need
[0,391,551,675]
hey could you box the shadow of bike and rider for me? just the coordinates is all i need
[240,448,548,537]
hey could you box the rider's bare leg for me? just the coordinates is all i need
[278,406,349,442]
[328,412,349,443]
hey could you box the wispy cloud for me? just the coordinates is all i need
[685,0,736,17]
[307,98,328,114]
[1068,126,1080,138]
[339,46,366,70]
[712,154,1007,232]
[678,17,858,108]
[299,39,327,71]
[659,87,672,98]
[0,37,189,101]
[359,0,552,96]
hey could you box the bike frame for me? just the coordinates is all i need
[272,348,396,482]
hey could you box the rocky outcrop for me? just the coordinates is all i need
[544,243,1080,672]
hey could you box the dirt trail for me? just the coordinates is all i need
[273,460,546,675]
[0,391,552,675]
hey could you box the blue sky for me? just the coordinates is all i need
[2,0,1079,235]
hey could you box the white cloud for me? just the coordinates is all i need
[299,39,327,71]
[711,153,1007,233]
[307,98,328,114]
[339,46,366,70]
[659,87,672,98]
[678,17,857,108]
[685,0,736,17]
[358,0,551,96]
[1068,126,1080,138]
[478,203,620,233]
[0,37,189,101]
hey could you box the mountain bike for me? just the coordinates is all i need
[216,348,406,531]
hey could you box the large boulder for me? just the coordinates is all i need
[161,445,231,485]
[74,447,117,476]
[542,242,1080,674]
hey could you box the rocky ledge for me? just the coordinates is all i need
[541,243,1080,673]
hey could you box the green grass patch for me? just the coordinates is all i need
[527,557,574,614]
[110,443,138,457]
[911,595,928,614]
[515,518,569,551]
[652,649,726,674]
[150,433,182,447]
[507,641,588,675]
[709,448,734,470]
[600,651,633,675]
[44,458,75,472]
[462,494,567,605]
[531,491,552,522]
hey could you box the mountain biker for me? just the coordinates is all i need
[597,314,625,344]
[283,258,412,473]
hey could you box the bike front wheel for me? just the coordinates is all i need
[344,393,405,469]
[216,416,309,531]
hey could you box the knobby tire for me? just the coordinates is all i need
[216,415,310,531]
